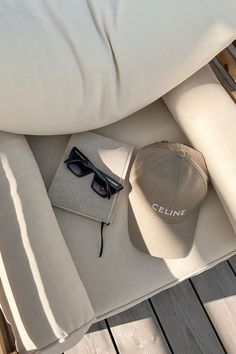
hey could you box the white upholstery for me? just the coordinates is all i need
[0,1,235,134]
[0,132,95,354]
[1,1,236,351]
[1,68,236,352]
[164,65,236,234]
[27,92,236,321]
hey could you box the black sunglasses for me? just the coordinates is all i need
[64,147,123,199]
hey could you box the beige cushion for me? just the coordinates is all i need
[0,1,236,134]
[27,92,236,321]
[164,65,236,234]
[0,132,95,353]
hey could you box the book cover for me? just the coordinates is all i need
[48,132,133,224]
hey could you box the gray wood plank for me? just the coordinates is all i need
[150,280,225,354]
[228,254,236,273]
[107,300,171,354]
[65,320,116,354]
[192,261,236,354]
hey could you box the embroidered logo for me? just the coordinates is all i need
[152,203,186,216]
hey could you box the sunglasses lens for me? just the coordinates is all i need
[92,175,108,198]
[65,147,123,199]
[65,148,93,177]
[67,162,85,176]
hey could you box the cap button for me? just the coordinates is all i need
[176,150,186,158]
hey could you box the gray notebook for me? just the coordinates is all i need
[48,132,133,224]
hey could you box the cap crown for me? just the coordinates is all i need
[130,143,208,224]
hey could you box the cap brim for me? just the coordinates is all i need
[128,190,198,259]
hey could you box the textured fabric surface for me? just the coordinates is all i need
[48,132,133,224]
[0,1,236,134]
[164,64,236,235]
[0,132,95,353]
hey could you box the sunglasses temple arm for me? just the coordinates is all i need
[74,148,95,166]
[64,158,81,163]
[106,181,112,199]
[97,168,123,189]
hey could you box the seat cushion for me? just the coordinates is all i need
[1,0,236,134]
[27,98,236,319]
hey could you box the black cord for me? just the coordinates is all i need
[99,222,105,257]
[99,222,110,257]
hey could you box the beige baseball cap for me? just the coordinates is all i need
[128,142,208,259]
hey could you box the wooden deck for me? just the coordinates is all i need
[66,255,236,354]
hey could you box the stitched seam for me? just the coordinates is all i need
[185,157,208,193]
[170,157,182,204]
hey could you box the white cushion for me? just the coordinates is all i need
[0,132,95,353]
[0,1,236,134]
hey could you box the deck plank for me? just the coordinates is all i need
[228,255,236,273]
[192,261,236,354]
[107,300,171,354]
[65,320,117,354]
[150,280,225,354]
